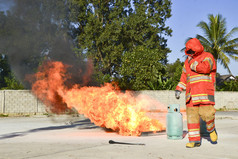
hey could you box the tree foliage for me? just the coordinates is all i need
[196,14,238,73]
[0,55,11,88]
[119,46,166,90]
[217,79,238,91]
[147,75,173,90]
[0,55,23,89]
[70,0,172,90]
[165,58,184,90]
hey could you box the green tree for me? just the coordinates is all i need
[145,59,184,90]
[196,14,238,73]
[119,46,166,90]
[217,80,238,91]
[0,54,24,89]
[0,54,11,88]
[2,73,24,90]
[147,75,173,90]
[70,0,172,88]
[165,58,184,90]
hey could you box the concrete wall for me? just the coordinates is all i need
[139,90,238,110]
[0,90,47,114]
[0,90,237,114]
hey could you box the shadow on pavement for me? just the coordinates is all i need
[0,118,99,140]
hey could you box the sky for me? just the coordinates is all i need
[166,0,238,76]
[0,0,13,11]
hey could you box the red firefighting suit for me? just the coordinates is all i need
[176,38,216,143]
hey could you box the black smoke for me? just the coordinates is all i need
[0,0,91,89]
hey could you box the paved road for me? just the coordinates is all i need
[0,112,238,159]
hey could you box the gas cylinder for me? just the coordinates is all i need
[166,104,183,139]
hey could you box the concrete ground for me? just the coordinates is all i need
[0,111,238,159]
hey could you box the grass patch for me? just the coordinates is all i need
[0,114,9,117]
[216,106,238,111]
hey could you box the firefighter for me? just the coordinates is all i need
[175,38,218,148]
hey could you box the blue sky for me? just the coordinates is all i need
[166,0,238,76]
[0,0,13,11]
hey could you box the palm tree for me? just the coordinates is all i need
[196,14,238,73]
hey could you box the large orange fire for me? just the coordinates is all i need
[29,61,165,136]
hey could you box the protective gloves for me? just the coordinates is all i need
[175,90,181,99]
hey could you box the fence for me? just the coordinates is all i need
[140,90,238,110]
[0,90,237,114]
[0,90,46,115]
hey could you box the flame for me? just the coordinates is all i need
[29,61,165,136]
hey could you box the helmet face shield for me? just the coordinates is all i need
[186,49,195,55]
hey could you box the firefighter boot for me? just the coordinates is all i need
[186,142,201,148]
[210,129,218,142]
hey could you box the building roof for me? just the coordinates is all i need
[216,74,237,85]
